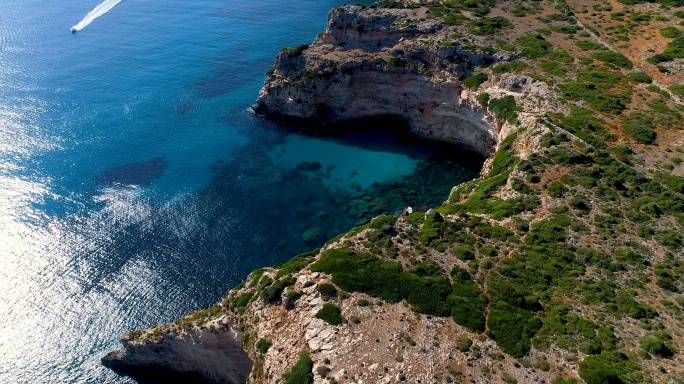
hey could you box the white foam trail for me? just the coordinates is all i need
[71,0,123,32]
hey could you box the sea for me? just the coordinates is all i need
[0,0,483,382]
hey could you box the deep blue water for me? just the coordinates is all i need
[0,1,482,383]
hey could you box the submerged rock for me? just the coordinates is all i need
[94,157,168,186]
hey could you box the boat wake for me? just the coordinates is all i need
[71,0,123,32]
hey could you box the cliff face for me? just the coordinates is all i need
[253,5,555,157]
[101,315,252,384]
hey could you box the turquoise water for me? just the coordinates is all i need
[0,0,482,382]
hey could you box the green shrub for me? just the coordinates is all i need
[315,303,344,325]
[630,13,651,22]
[628,71,652,83]
[517,34,552,58]
[489,301,542,357]
[648,37,684,63]
[559,82,627,114]
[578,350,640,384]
[550,25,580,34]
[280,44,309,57]
[639,336,676,358]
[660,27,682,38]
[386,57,410,68]
[470,16,510,35]
[575,40,602,50]
[285,291,303,309]
[547,181,568,198]
[492,61,528,74]
[457,337,473,352]
[310,248,453,316]
[282,351,313,384]
[539,60,567,76]
[317,283,338,300]
[256,338,271,354]
[489,95,522,123]
[449,267,488,332]
[669,84,684,97]
[261,275,295,304]
[622,115,657,144]
[453,246,475,260]
[463,73,488,89]
[275,249,319,278]
[477,92,490,106]
[592,51,633,68]
[549,49,574,63]
[233,291,254,309]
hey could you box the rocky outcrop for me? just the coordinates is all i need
[101,317,252,384]
[253,5,506,156]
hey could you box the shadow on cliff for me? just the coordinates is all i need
[251,112,486,172]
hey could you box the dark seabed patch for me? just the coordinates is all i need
[190,53,274,98]
[94,157,169,186]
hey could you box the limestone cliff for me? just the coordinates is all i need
[252,4,558,157]
[101,313,252,383]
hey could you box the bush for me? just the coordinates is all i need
[622,116,657,144]
[285,291,303,309]
[648,37,684,63]
[477,92,490,106]
[489,95,522,123]
[256,338,271,354]
[317,283,338,300]
[470,16,510,35]
[275,249,319,278]
[628,71,652,83]
[489,301,542,357]
[315,303,344,325]
[550,25,580,34]
[280,44,309,57]
[578,351,640,384]
[453,246,475,260]
[639,336,676,358]
[492,61,528,74]
[261,275,295,304]
[660,27,682,38]
[547,181,568,197]
[457,337,473,352]
[669,84,684,97]
[463,73,488,89]
[575,40,602,50]
[449,268,488,332]
[517,34,552,58]
[310,248,453,316]
[282,351,313,384]
[592,51,633,68]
